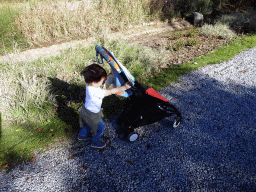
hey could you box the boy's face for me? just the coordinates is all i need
[91,77,106,88]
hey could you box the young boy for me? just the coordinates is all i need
[79,64,131,148]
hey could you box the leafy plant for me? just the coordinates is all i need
[186,28,199,38]
[174,40,185,51]
[171,30,183,40]
[166,39,173,51]
[186,38,199,46]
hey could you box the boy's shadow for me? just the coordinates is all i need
[47,77,130,137]
[48,77,85,135]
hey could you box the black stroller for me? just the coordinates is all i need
[94,45,182,141]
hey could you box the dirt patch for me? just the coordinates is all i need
[127,26,233,71]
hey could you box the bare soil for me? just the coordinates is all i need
[127,23,234,71]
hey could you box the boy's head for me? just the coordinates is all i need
[81,64,107,85]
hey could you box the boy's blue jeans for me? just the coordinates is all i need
[79,119,105,142]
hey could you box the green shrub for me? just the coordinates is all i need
[174,40,185,51]
[186,28,200,38]
[171,30,183,40]
[150,0,222,22]
[186,38,199,46]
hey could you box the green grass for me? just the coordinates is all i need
[1,115,71,171]
[0,1,31,54]
[141,34,256,91]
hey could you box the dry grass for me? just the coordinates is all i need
[14,0,155,46]
[200,23,238,39]
[0,60,55,123]
[0,37,169,123]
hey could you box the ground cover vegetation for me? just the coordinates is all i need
[1,0,256,171]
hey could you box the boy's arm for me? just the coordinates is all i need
[104,82,131,97]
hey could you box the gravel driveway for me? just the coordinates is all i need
[1,47,256,191]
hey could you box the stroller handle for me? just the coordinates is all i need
[94,45,135,97]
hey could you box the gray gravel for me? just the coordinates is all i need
[1,47,256,191]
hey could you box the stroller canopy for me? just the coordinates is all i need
[95,45,135,97]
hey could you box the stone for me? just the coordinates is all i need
[194,12,204,27]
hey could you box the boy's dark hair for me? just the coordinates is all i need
[81,64,107,84]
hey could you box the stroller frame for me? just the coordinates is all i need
[94,45,182,141]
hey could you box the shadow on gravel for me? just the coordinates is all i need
[153,70,256,191]
[54,70,256,191]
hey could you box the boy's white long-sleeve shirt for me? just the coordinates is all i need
[84,85,106,113]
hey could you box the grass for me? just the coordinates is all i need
[167,28,201,51]
[200,23,238,39]
[186,38,199,46]
[142,34,256,91]
[0,1,32,54]
[1,0,256,172]
[0,0,158,54]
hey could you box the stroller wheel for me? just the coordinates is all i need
[173,119,180,128]
[128,132,138,142]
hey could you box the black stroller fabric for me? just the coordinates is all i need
[117,81,182,135]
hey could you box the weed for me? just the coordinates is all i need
[186,38,199,46]
[200,23,238,39]
[186,28,199,38]
[166,39,173,51]
[171,30,183,40]
[173,40,185,51]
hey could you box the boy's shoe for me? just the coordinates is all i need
[78,134,91,141]
[91,140,106,149]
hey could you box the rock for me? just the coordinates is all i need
[194,12,204,27]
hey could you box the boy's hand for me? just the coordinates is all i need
[124,82,132,89]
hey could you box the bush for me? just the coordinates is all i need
[217,10,256,33]
[150,0,222,21]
